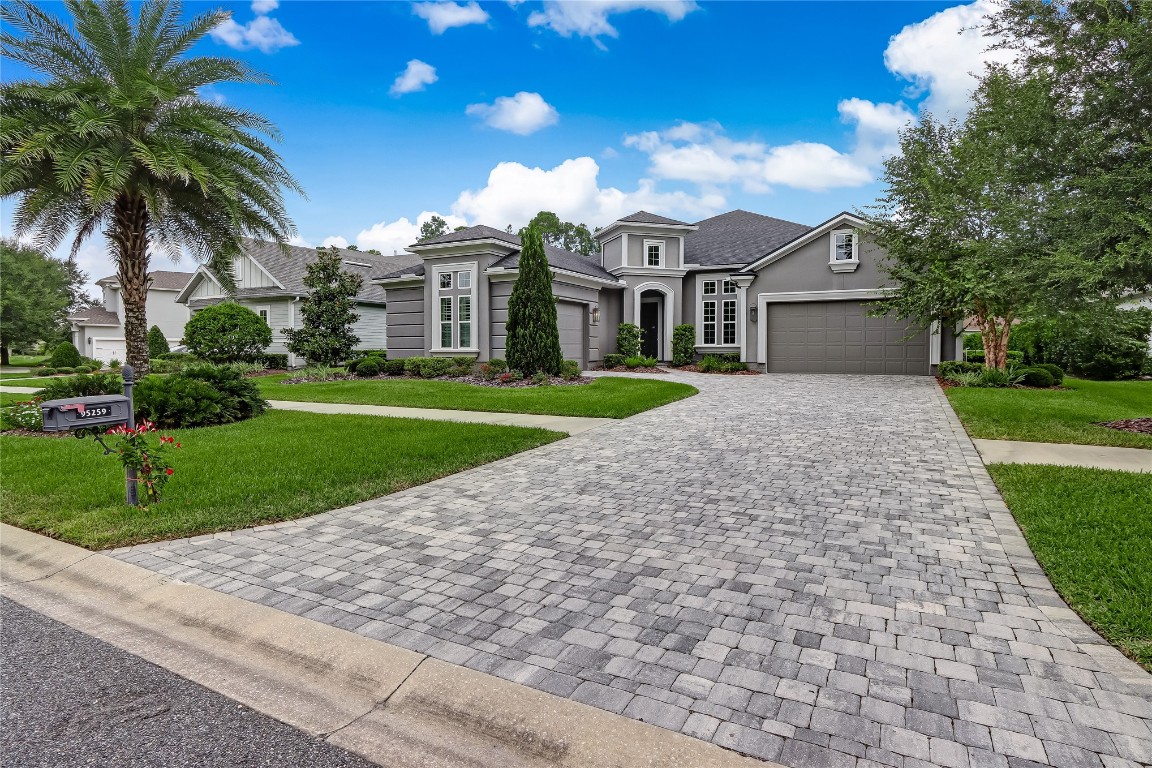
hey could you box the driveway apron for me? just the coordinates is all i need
[113,373,1152,768]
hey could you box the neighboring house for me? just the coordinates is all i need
[68,270,194,363]
[376,210,960,375]
[175,240,422,367]
[1119,292,1152,353]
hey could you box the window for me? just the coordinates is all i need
[439,272,453,289]
[458,296,471,348]
[644,239,664,267]
[457,271,471,289]
[257,307,269,325]
[702,301,717,345]
[439,297,453,348]
[831,230,858,262]
[722,300,737,345]
[702,280,717,295]
[722,280,737,294]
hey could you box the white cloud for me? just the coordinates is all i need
[527,0,697,41]
[451,157,723,228]
[355,211,469,254]
[413,1,489,34]
[884,0,1013,117]
[466,92,559,135]
[390,60,438,96]
[837,98,915,166]
[211,14,299,54]
[250,0,278,13]
[287,235,313,248]
[321,235,349,249]
[760,143,873,192]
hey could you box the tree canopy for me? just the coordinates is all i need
[284,247,363,366]
[0,240,78,364]
[527,211,598,258]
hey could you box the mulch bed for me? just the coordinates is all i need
[243,368,289,378]
[0,428,71,439]
[675,365,761,375]
[597,365,667,374]
[1094,417,1152,435]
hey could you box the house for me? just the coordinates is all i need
[68,270,194,363]
[376,210,961,374]
[175,239,422,367]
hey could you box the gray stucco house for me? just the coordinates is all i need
[176,240,421,367]
[69,270,195,364]
[375,210,960,374]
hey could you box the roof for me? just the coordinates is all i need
[491,243,618,282]
[199,240,424,304]
[685,210,813,267]
[412,225,521,248]
[96,270,194,291]
[67,306,120,326]
[617,211,692,226]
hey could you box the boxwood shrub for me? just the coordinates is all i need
[1018,366,1055,388]
[134,364,267,428]
[355,359,381,377]
[602,353,626,368]
[404,357,453,379]
[383,359,406,376]
[1035,362,1064,385]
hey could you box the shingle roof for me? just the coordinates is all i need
[376,263,427,281]
[685,210,813,267]
[67,306,120,326]
[413,225,521,247]
[231,239,423,304]
[491,243,618,282]
[96,270,195,290]
[618,211,692,226]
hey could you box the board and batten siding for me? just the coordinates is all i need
[385,286,426,359]
[235,298,292,354]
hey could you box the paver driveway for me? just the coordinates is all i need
[114,373,1152,768]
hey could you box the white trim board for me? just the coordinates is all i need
[756,288,892,303]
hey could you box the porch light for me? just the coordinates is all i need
[591,306,600,325]
[749,306,758,322]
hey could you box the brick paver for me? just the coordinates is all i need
[112,373,1152,767]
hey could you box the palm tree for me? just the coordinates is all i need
[1,0,302,373]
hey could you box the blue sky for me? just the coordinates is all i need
[2,0,1008,284]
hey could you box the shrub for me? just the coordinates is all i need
[75,365,92,374]
[561,359,581,379]
[262,354,289,369]
[624,355,657,369]
[183,303,271,363]
[383,359,406,376]
[978,366,1024,387]
[616,324,643,358]
[1018,367,1055,388]
[938,360,983,378]
[697,355,746,373]
[946,371,984,387]
[450,356,475,377]
[530,371,550,386]
[55,367,75,375]
[299,363,342,381]
[671,325,695,366]
[404,356,453,379]
[506,225,563,376]
[81,356,102,369]
[36,372,123,400]
[180,364,267,421]
[49,342,81,368]
[155,352,194,361]
[149,359,181,374]
[134,365,267,428]
[1,397,43,431]
[285,248,363,366]
[1035,363,1064,385]
[480,358,508,380]
[147,325,170,358]
[33,367,51,375]
[966,349,1024,365]
[347,354,383,374]
[498,370,523,384]
[602,353,626,368]
[356,359,381,377]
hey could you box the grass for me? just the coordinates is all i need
[946,378,1152,448]
[0,371,44,380]
[254,374,698,419]
[2,355,47,367]
[0,393,31,407]
[0,376,86,389]
[0,410,563,550]
[988,464,1152,670]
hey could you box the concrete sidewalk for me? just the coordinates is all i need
[973,438,1151,472]
[267,399,614,434]
[0,386,38,394]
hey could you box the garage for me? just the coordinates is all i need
[765,300,929,375]
[556,301,588,369]
[91,338,127,365]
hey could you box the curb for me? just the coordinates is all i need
[932,384,1152,696]
[0,524,776,768]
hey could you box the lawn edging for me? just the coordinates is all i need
[1,523,775,768]
[933,384,1152,692]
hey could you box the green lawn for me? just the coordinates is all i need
[988,464,1152,670]
[0,371,43,380]
[946,378,1152,448]
[0,411,562,550]
[2,355,47,367]
[0,393,31,407]
[255,374,698,419]
[0,376,84,389]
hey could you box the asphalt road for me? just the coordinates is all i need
[0,596,378,768]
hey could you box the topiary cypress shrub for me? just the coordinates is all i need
[183,303,272,363]
[616,324,643,358]
[1018,367,1055,388]
[671,324,695,366]
[147,325,170,358]
[505,225,563,376]
[49,341,81,368]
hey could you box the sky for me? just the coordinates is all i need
[1,0,1013,288]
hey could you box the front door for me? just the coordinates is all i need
[640,300,660,359]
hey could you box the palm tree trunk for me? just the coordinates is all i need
[112,193,151,375]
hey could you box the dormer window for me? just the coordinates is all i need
[644,240,664,267]
[829,229,860,272]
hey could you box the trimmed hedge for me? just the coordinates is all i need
[672,324,695,366]
[1018,367,1055,388]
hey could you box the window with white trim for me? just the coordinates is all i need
[702,301,717,345]
[702,280,717,295]
[831,230,858,262]
[433,263,477,350]
[644,239,664,267]
[256,306,270,325]
[722,280,737,294]
[722,300,737,345]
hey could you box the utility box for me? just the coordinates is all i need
[41,395,132,433]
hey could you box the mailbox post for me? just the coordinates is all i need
[122,365,138,506]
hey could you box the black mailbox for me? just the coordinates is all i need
[41,395,132,433]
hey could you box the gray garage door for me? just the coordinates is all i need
[766,301,929,375]
[557,301,587,369]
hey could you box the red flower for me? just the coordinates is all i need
[165,468,174,476]
[175,443,181,449]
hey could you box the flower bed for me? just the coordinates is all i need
[676,364,761,375]
[598,365,667,374]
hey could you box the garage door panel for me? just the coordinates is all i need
[766,301,929,375]
[556,302,586,369]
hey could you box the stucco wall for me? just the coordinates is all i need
[625,234,682,269]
